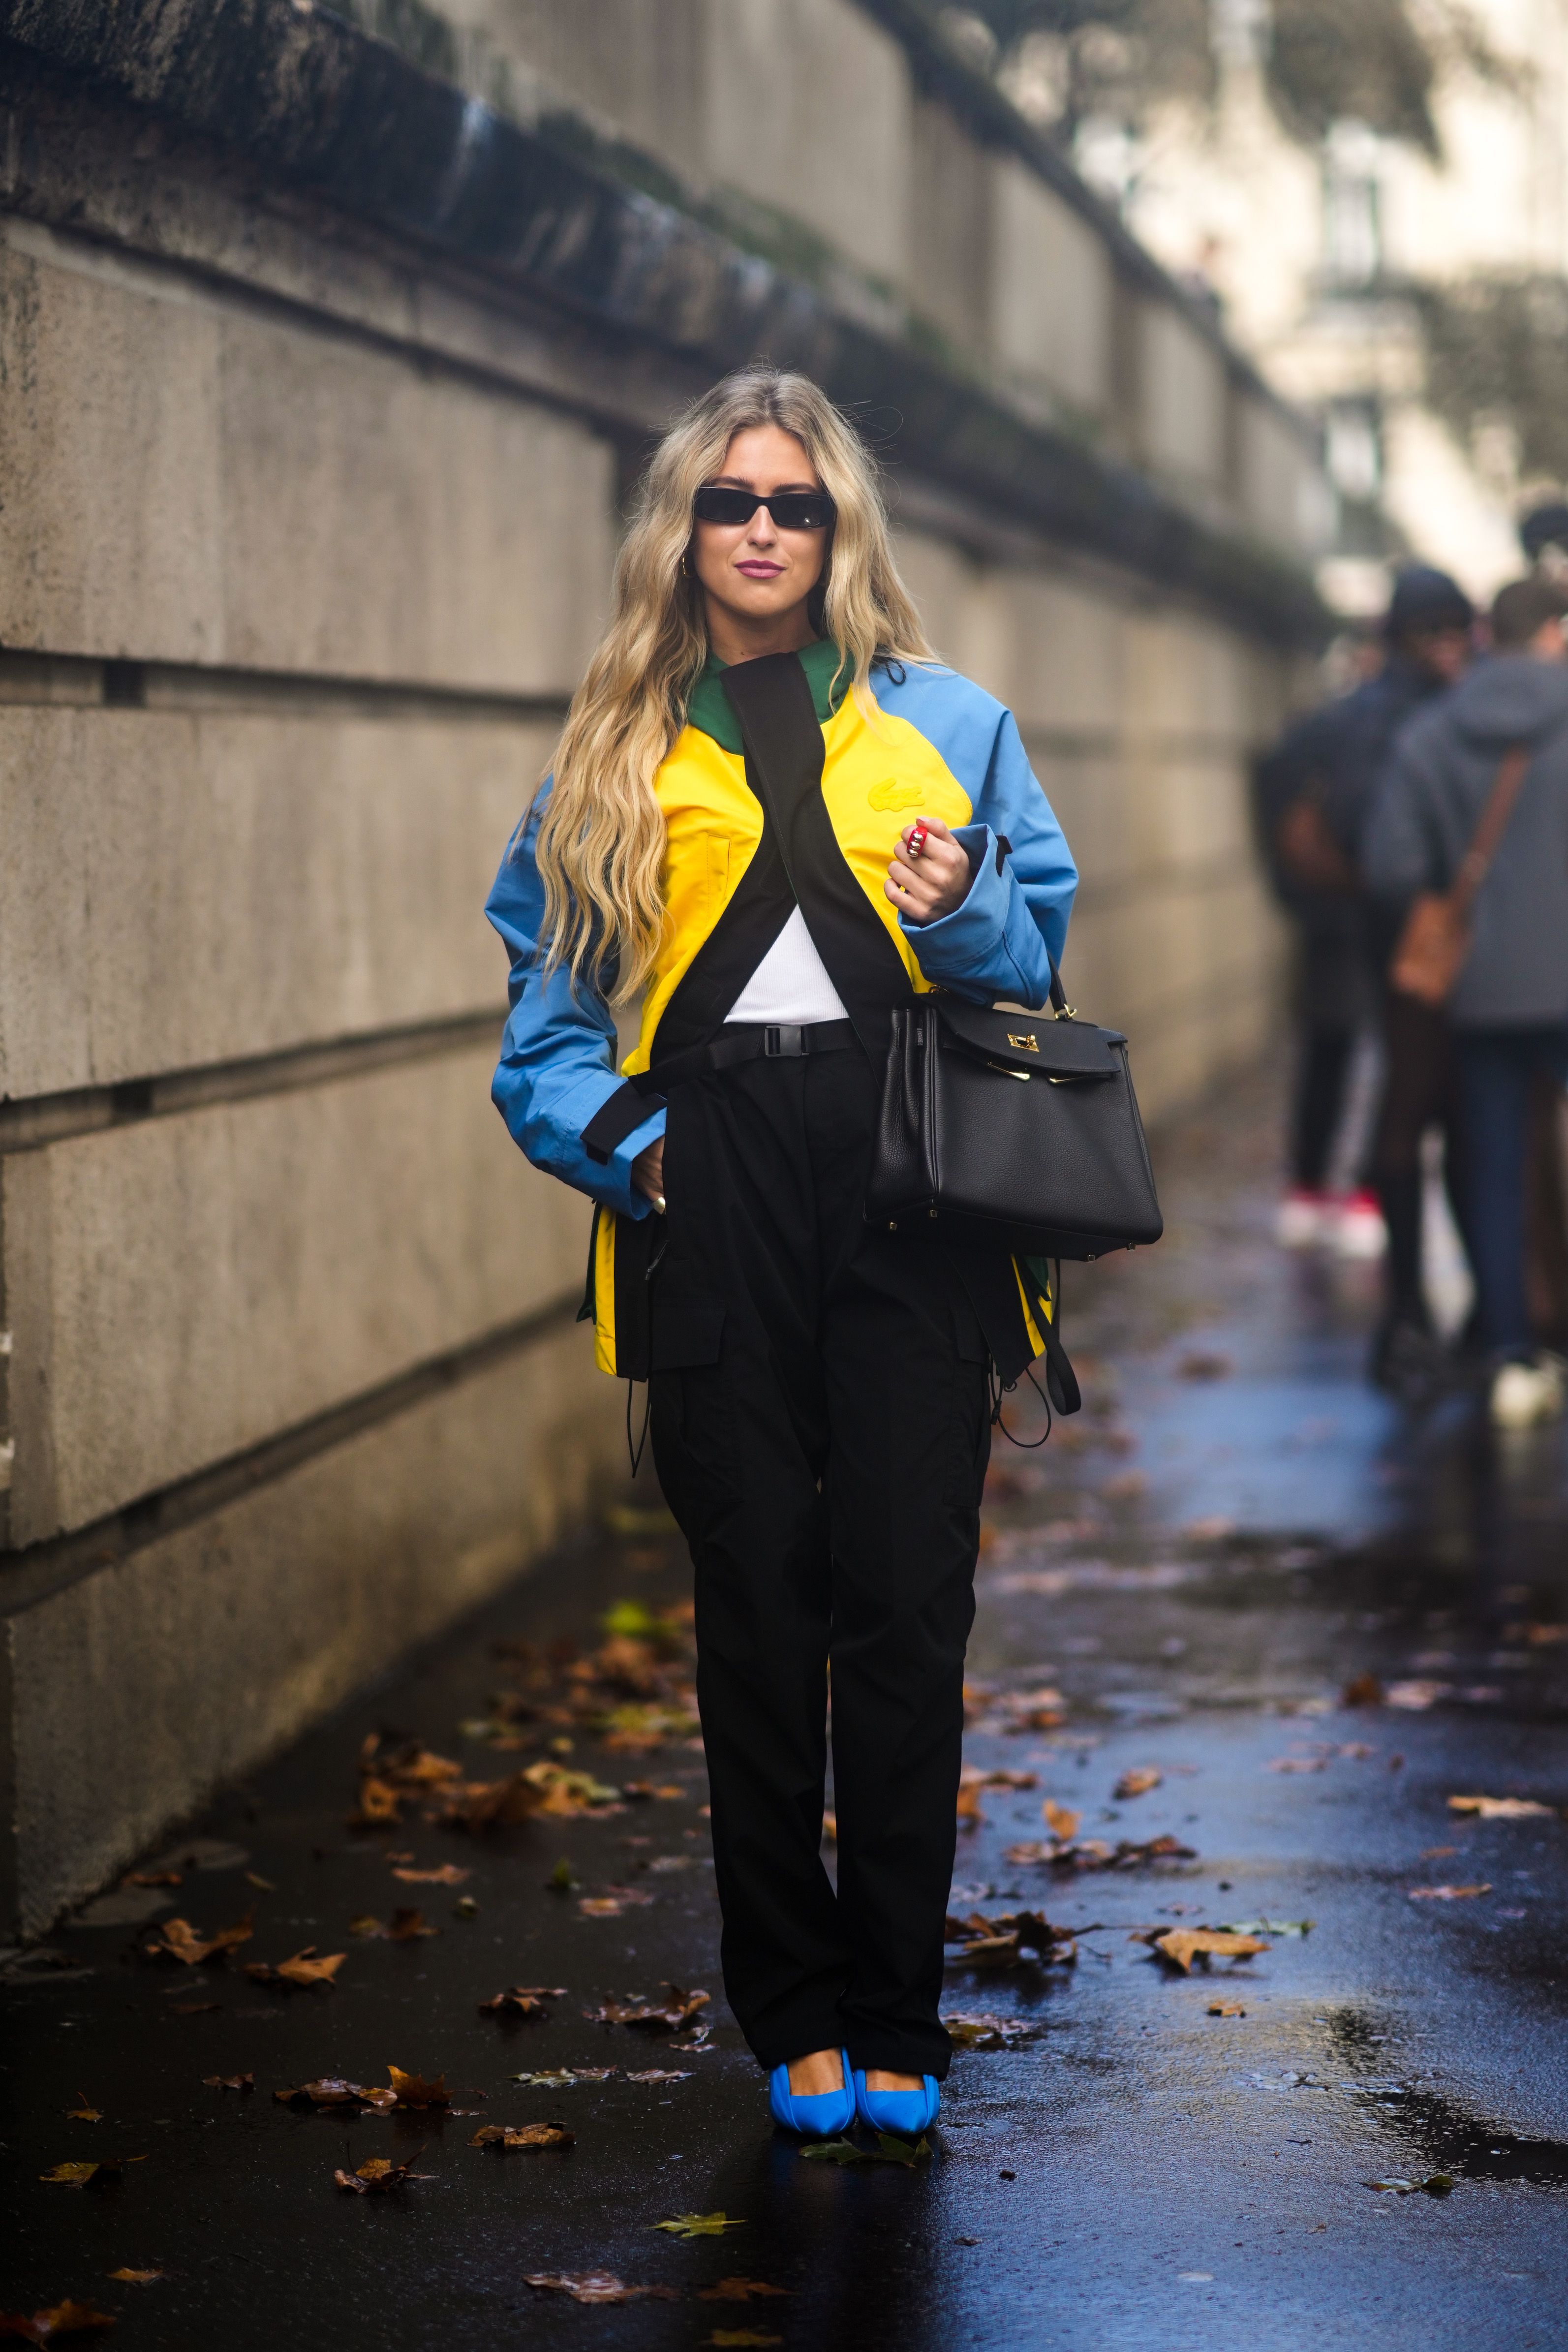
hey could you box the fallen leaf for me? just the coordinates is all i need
[143,1912,254,1967]
[1446,1795,1554,1819]
[274,2078,396,2110]
[1341,1673,1384,1707]
[391,1864,470,1885]
[1113,1768,1163,1799]
[0,2300,117,2340]
[523,2274,678,2305]
[585,1985,710,2032]
[106,2271,164,2284]
[244,1872,277,1891]
[1267,1756,1328,1774]
[622,1781,686,1801]
[38,2158,145,2188]
[478,1985,568,2018]
[246,1947,346,1989]
[1365,2174,1454,2197]
[625,2069,692,2084]
[800,2135,932,2166]
[1526,1623,1568,1646]
[1146,1929,1268,1973]
[1208,2001,1247,2016]
[349,1776,405,1827]
[386,2067,450,2108]
[122,1870,183,1888]
[387,1908,438,1942]
[942,2012,1039,2049]
[1043,1801,1081,1841]
[509,2068,614,2088]
[349,1916,385,1938]
[699,2281,791,2302]
[333,2158,429,2194]
[1385,1680,1450,1711]
[652,2211,746,2239]
[954,1782,986,1826]
[579,1898,627,1918]
[469,2122,574,2149]
[64,2098,102,2122]
[1408,1884,1491,1901]
[707,2334,782,2348]
[1177,1350,1231,1381]
[201,2073,254,2092]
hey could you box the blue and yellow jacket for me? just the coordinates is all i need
[486,642,1077,1377]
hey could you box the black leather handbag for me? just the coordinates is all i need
[865,974,1164,1261]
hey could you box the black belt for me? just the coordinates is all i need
[583,1019,858,1165]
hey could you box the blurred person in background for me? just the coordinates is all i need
[1364,576,1568,1428]
[1256,569,1473,1305]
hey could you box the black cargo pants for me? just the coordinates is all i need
[648,1041,991,2080]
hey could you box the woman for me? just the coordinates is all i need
[486,369,1076,2140]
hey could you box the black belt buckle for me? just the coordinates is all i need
[763,1023,805,1058]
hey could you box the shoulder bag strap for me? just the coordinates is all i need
[1453,742,1531,915]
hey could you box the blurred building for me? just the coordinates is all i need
[1101,0,1568,605]
[0,0,1329,1936]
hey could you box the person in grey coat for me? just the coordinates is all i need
[1363,577,1568,1427]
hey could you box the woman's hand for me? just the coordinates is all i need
[632,1135,666,1211]
[884,816,971,925]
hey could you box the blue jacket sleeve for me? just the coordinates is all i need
[484,783,663,1219]
[898,706,1077,1008]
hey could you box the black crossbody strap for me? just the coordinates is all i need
[720,652,914,1059]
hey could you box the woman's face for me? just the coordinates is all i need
[690,424,828,638]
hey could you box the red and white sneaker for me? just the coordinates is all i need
[1332,1188,1387,1260]
[1277,1187,1329,1248]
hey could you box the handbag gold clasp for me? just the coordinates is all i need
[1006,1032,1039,1052]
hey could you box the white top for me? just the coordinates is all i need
[724,905,849,1025]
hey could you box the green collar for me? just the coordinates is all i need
[684,638,851,754]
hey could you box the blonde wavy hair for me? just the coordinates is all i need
[532,367,934,1001]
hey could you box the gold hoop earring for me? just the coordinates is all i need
[680,554,689,578]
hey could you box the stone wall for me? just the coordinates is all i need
[0,0,1323,1938]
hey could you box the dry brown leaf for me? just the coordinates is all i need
[349,1916,385,1937]
[584,1984,710,2032]
[1446,1795,1554,1819]
[0,2300,118,2341]
[954,1783,986,1826]
[386,2066,450,2108]
[122,1870,183,1889]
[391,1863,470,1885]
[1113,1768,1162,1800]
[524,2275,678,2306]
[579,1897,627,1918]
[64,2097,102,2122]
[699,2279,791,2302]
[1208,2000,1247,2016]
[333,2158,429,2194]
[1043,1801,1081,1841]
[106,2270,164,2284]
[1526,1623,1568,1646]
[478,1985,567,2018]
[349,1777,405,1826]
[1267,1756,1328,1774]
[201,2073,253,2093]
[625,2068,692,2083]
[38,2158,145,2189]
[387,1908,438,1942]
[622,1782,686,1801]
[1341,1672,1384,1707]
[469,2122,574,2149]
[143,1912,253,1968]
[1147,1929,1268,1972]
[247,1947,345,1989]
[942,2012,1038,2049]
[1408,1883,1492,1901]
[274,2079,398,2111]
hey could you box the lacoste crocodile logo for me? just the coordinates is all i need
[867,777,924,812]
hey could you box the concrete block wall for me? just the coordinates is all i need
[0,189,622,1936]
[0,1,1319,1940]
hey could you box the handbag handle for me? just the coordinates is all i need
[1453,742,1530,915]
[995,832,1075,1019]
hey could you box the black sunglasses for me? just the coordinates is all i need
[692,485,835,530]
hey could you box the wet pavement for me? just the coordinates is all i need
[5,1068,1568,2350]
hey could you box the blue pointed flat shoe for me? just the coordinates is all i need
[853,2070,940,2138]
[768,2048,856,2138]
